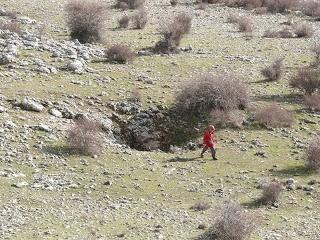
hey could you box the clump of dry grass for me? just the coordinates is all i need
[191,201,211,211]
[0,21,23,34]
[67,119,104,156]
[254,104,294,128]
[293,22,314,38]
[116,0,145,9]
[118,15,130,28]
[211,109,245,128]
[236,16,253,33]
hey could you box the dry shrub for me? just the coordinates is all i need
[132,9,148,29]
[65,0,106,43]
[176,74,249,114]
[236,16,253,32]
[306,136,320,170]
[261,58,284,81]
[155,13,192,53]
[290,68,320,95]
[304,94,320,111]
[205,202,256,240]
[105,44,135,63]
[260,180,283,205]
[116,0,145,9]
[128,88,142,103]
[263,27,294,38]
[211,109,245,128]
[0,21,23,34]
[293,22,314,38]
[254,6,268,14]
[68,119,104,156]
[191,201,211,211]
[254,104,294,128]
[118,15,130,28]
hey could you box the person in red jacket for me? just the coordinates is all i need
[200,125,217,160]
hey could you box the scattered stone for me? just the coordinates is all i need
[20,98,44,112]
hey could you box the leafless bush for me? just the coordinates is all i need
[132,9,148,29]
[263,27,294,38]
[302,0,320,19]
[67,119,104,156]
[290,68,320,95]
[0,21,23,34]
[205,202,256,240]
[211,109,245,128]
[261,58,284,81]
[304,94,320,111]
[306,136,320,170]
[260,180,283,205]
[175,74,249,114]
[116,0,145,9]
[293,22,314,38]
[65,0,106,43]
[154,13,192,53]
[254,6,268,14]
[191,201,211,211]
[105,44,135,63]
[118,15,130,28]
[236,16,253,32]
[254,104,294,128]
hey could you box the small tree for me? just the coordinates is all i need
[65,0,106,43]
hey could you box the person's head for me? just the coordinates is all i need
[208,125,215,132]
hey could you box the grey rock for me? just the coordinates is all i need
[20,98,44,112]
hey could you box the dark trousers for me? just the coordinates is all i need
[201,146,216,158]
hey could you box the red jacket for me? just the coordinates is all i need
[203,131,216,148]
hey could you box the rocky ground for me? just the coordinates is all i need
[0,0,319,239]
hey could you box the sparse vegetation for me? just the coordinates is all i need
[154,13,192,53]
[65,0,106,43]
[236,16,253,33]
[105,44,135,63]
[290,68,320,95]
[254,104,294,128]
[67,118,104,156]
[261,58,284,81]
[306,136,320,170]
[260,180,283,205]
[205,202,256,240]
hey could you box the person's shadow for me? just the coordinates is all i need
[167,156,202,162]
